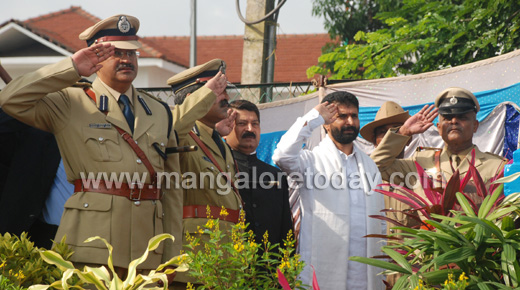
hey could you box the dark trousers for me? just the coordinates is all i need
[28,218,59,249]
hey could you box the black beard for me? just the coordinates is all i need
[330,126,359,144]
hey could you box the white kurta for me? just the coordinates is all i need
[272,108,385,290]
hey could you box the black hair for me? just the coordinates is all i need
[229,100,260,122]
[321,91,359,110]
[173,84,204,105]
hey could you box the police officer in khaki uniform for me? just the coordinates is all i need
[0,15,228,274]
[167,60,242,287]
[372,88,507,204]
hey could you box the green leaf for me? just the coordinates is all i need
[456,192,477,217]
[382,248,413,273]
[349,256,412,274]
[432,247,475,266]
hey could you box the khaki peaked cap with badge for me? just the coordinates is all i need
[435,87,480,115]
[360,101,411,143]
[167,58,226,94]
[169,59,242,285]
[0,14,218,270]
[79,14,141,49]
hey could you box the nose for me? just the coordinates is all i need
[246,123,253,131]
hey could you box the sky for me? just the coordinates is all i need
[0,0,327,37]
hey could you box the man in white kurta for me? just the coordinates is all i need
[273,91,385,290]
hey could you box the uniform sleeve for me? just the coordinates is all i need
[172,86,216,138]
[272,108,324,175]
[0,57,80,133]
[370,129,418,186]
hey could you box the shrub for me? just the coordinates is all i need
[184,209,306,289]
[0,233,74,288]
[28,233,187,290]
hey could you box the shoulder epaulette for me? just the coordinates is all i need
[485,151,509,162]
[136,89,166,104]
[72,78,93,89]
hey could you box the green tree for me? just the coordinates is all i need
[308,0,520,80]
[311,0,384,43]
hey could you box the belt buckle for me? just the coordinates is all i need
[129,182,143,201]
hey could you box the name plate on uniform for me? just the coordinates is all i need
[89,123,112,129]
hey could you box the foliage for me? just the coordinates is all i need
[353,151,520,289]
[311,0,385,42]
[184,209,306,289]
[308,0,520,80]
[28,234,188,290]
[0,275,26,290]
[353,191,520,289]
[0,233,74,288]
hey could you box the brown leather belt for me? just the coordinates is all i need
[74,179,161,201]
[183,205,241,224]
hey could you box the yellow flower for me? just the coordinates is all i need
[220,206,229,217]
[263,231,269,246]
[459,272,468,281]
[234,243,244,252]
[205,219,215,229]
[0,261,5,269]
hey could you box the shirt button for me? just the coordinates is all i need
[227,165,230,169]
[252,203,257,208]
[83,203,89,208]
[134,201,141,206]
[137,159,142,164]
[160,142,165,147]
[390,229,395,233]
[210,166,214,170]
[135,140,138,144]
[98,137,104,142]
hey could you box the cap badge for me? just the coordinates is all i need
[449,96,458,105]
[117,16,131,34]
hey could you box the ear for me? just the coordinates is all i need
[323,124,330,133]
[473,119,479,133]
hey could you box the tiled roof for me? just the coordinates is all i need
[2,6,335,83]
[141,34,334,83]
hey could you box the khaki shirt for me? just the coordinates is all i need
[0,57,216,269]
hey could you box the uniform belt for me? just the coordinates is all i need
[74,179,161,201]
[183,205,240,224]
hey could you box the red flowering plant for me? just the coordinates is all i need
[350,149,520,289]
[373,149,507,230]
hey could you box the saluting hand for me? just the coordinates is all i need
[71,43,115,77]
[399,104,438,136]
[216,108,237,137]
[205,71,228,96]
[315,101,338,125]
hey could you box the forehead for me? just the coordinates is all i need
[235,109,259,121]
[336,103,358,113]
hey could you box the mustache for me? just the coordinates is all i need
[340,126,358,134]
[117,63,135,71]
[242,132,256,139]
